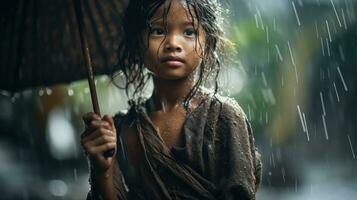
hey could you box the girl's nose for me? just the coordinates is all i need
[164,35,182,52]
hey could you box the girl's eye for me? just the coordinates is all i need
[184,29,197,37]
[150,27,165,36]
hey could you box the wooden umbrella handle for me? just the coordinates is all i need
[73,0,114,158]
[73,0,100,116]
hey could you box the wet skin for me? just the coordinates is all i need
[80,1,206,199]
[120,1,207,191]
[142,0,206,149]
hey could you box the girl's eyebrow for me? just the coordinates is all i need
[150,19,196,26]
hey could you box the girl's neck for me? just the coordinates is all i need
[150,76,193,111]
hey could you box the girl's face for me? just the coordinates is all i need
[143,0,206,81]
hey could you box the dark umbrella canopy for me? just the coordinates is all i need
[0,0,127,92]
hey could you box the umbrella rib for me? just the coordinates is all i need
[83,0,108,70]
[94,0,114,69]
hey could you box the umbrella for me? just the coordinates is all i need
[0,0,127,113]
[0,0,127,156]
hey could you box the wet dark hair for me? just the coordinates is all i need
[112,0,232,107]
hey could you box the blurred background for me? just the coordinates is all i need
[0,0,356,199]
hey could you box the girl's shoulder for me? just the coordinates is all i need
[208,93,248,122]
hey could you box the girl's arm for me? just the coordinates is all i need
[88,164,116,200]
[216,100,262,199]
[81,113,119,200]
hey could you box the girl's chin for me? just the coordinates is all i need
[154,73,192,81]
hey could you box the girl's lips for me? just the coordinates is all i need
[161,56,185,67]
[163,60,184,67]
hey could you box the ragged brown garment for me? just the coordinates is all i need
[87,93,262,199]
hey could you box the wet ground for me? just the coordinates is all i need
[257,162,357,200]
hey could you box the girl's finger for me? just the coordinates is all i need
[82,112,101,126]
[88,142,116,155]
[89,120,112,130]
[102,115,115,129]
[82,127,115,143]
[87,135,116,147]
[81,120,112,139]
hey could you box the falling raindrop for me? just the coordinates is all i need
[338,44,346,62]
[347,135,356,159]
[333,82,340,102]
[265,111,268,124]
[294,65,300,85]
[325,38,331,56]
[326,20,332,42]
[292,1,301,26]
[315,21,319,39]
[297,105,306,132]
[275,44,283,62]
[256,7,264,30]
[320,37,326,56]
[254,14,259,29]
[341,8,348,30]
[302,113,310,142]
[320,92,326,116]
[337,66,348,92]
[322,115,329,140]
[271,152,276,168]
[281,75,284,87]
[330,0,342,27]
[287,41,296,66]
[261,72,268,87]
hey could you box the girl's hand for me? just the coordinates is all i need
[81,112,117,173]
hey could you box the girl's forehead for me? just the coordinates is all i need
[150,0,197,23]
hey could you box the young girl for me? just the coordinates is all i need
[81,0,262,199]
